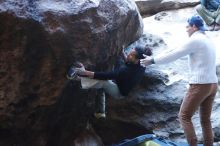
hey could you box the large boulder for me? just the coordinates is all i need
[0,0,142,122]
[0,0,145,145]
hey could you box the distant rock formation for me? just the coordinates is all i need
[135,0,200,15]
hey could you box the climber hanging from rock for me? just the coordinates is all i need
[67,45,152,119]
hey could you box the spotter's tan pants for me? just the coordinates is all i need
[179,83,218,146]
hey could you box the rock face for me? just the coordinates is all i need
[0,0,145,145]
[135,0,200,15]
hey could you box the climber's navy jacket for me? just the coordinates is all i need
[94,62,145,96]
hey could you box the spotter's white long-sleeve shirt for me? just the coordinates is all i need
[154,31,218,84]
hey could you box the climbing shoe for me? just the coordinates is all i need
[94,112,106,119]
[66,67,78,80]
